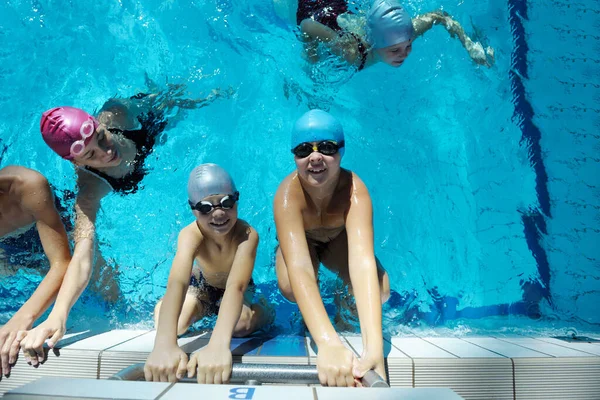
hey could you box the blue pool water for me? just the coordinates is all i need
[0,0,598,335]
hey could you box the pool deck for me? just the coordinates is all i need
[0,330,599,399]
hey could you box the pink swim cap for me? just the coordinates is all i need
[40,106,98,160]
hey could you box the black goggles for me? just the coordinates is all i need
[291,140,344,158]
[189,192,239,214]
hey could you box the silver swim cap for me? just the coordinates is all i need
[367,0,415,49]
[187,163,237,205]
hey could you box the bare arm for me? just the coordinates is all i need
[344,174,384,379]
[274,183,340,349]
[0,174,71,376]
[145,224,198,382]
[299,19,362,66]
[209,227,258,348]
[413,11,494,66]
[20,170,109,365]
[15,177,71,325]
[46,170,108,321]
[187,226,259,384]
[154,226,198,346]
[275,178,357,387]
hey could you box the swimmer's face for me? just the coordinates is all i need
[377,39,413,67]
[72,124,122,168]
[294,142,341,186]
[193,194,238,236]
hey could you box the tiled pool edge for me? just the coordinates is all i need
[0,330,599,399]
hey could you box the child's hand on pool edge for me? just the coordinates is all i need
[316,343,357,387]
[0,320,29,376]
[352,351,386,387]
[187,344,233,384]
[20,315,66,367]
[144,344,188,382]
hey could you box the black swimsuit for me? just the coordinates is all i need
[189,271,256,316]
[297,0,368,70]
[84,111,167,195]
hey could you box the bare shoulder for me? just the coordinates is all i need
[348,170,370,196]
[233,219,258,244]
[178,221,204,246]
[274,172,304,209]
[2,166,50,191]
[275,171,298,194]
[14,167,54,207]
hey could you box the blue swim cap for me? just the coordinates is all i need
[188,163,237,205]
[367,0,415,49]
[291,110,345,157]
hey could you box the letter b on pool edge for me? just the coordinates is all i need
[228,387,256,399]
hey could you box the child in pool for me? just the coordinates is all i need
[276,0,494,70]
[20,82,231,367]
[274,110,390,387]
[0,166,71,378]
[145,164,272,384]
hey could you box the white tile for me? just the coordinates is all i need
[499,337,598,357]
[60,330,92,341]
[4,377,170,399]
[423,337,504,358]
[389,337,456,358]
[161,384,313,399]
[342,335,408,358]
[105,331,156,352]
[535,338,600,356]
[101,330,210,352]
[178,332,211,353]
[461,337,550,358]
[306,336,354,358]
[62,330,150,350]
[178,332,210,347]
[315,387,463,399]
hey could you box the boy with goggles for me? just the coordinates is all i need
[291,140,344,158]
[274,109,390,387]
[189,191,239,214]
[146,164,272,384]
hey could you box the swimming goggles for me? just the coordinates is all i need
[189,192,240,214]
[291,140,344,158]
[70,118,97,157]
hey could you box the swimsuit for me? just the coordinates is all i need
[297,0,349,31]
[189,269,256,316]
[84,111,167,195]
[296,0,368,70]
[305,225,346,258]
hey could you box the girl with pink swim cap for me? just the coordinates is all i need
[275,0,494,70]
[19,83,234,367]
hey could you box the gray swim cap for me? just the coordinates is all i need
[367,0,415,49]
[187,163,237,205]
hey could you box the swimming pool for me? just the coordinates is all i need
[0,0,598,335]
